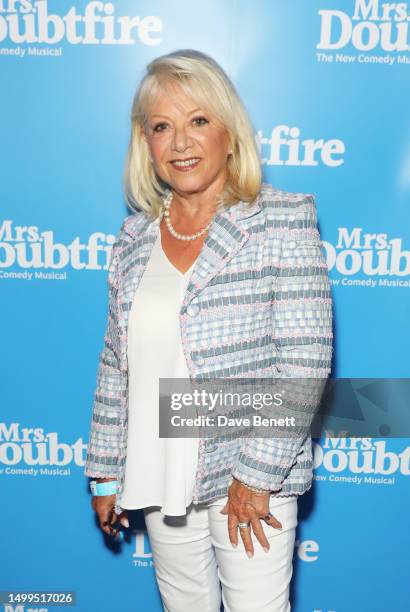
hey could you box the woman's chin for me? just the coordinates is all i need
[167,179,208,196]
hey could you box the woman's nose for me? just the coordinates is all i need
[171,125,190,152]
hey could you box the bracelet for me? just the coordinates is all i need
[234,477,271,495]
[90,480,119,496]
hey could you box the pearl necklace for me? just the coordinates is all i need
[161,190,214,241]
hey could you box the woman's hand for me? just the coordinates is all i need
[220,478,283,558]
[91,494,129,539]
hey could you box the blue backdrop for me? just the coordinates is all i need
[1,1,409,611]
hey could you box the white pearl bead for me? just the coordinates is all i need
[160,191,214,241]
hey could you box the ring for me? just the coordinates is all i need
[263,512,273,522]
[237,521,251,529]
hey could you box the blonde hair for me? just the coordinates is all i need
[123,49,262,218]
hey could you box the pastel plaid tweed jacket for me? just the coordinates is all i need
[84,183,333,515]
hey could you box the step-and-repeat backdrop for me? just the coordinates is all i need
[1,1,409,611]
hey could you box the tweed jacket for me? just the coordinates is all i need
[84,183,333,515]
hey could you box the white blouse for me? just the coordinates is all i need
[120,232,200,516]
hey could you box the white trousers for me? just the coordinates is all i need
[143,494,298,612]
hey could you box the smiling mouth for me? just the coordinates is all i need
[170,158,201,171]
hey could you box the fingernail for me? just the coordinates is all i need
[246,551,253,559]
[232,543,238,549]
[263,546,269,553]
[121,517,130,528]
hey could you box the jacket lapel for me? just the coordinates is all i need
[181,202,256,311]
[189,192,263,287]
[116,193,263,371]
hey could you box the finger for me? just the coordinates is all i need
[227,512,239,548]
[219,502,229,515]
[238,518,254,558]
[249,516,270,552]
[265,512,283,530]
[101,506,120,537]
[100,509,115,536]
[100,521,112,536]
[245,505,270,551]
[109,508,123,537]
[100,508,114,531]
[119,512,129,529]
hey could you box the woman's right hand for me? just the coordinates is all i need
[91,481,129,538]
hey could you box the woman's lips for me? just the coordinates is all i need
[170,158,201,172]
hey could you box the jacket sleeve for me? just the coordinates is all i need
[84,222,126,479]
[231,194,333,491]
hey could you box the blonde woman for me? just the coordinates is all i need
[85,49,333,612]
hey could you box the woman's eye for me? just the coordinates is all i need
[153,122,168,133]
[192,116,209,126]
[151,117,208,133]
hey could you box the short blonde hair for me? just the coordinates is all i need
[123,49,262,218]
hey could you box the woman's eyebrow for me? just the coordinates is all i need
[150,108,202,120]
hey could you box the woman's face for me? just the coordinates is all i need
[142,83,231,199]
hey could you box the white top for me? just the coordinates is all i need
[120,232,200,516]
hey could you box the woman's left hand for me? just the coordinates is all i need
[220,478,283,558]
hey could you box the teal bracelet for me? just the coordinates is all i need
[90,480,119,496]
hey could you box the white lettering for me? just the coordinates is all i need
[0,221,115,271]
[0,0,163,46]
[317,0,410,53]
[256,126,345,167]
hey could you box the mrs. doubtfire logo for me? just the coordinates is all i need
[0,422,85,475]
[317,0,410,64]
[323,227,410,288]
[0,0,163,54]
[0,220,115,280]
[314,436,410,486]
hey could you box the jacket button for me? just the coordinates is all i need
[187,303,200,316]
[202,481,212,490]
[204,443,218,453]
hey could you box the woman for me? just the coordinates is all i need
[85,49,333,611]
